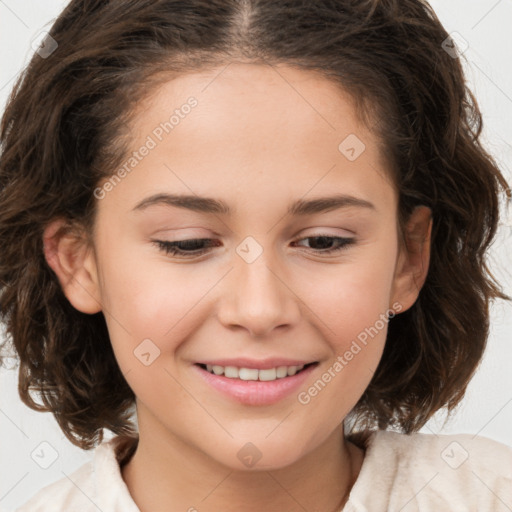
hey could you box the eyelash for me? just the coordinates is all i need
[152,235,355,259]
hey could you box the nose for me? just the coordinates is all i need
[216,247,301,338]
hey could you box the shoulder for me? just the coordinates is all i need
[371,429,512,471]
[14,456,97,512]
[15,436,139,512]
[346,430,512,512]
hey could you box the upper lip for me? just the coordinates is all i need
[195,358,317,370]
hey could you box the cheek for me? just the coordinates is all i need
[295,269,393,442]
[306,246,397,343]
[324,276,391,375]
[98,268,203,371]
[92,233,191,373]
[96,227,210,334]
[296,246,396,412]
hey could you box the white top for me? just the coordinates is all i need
[15,430,512,512]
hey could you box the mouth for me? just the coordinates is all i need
[193,361,318,406]
[196,362,317,381]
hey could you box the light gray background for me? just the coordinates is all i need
[1,1,511,511]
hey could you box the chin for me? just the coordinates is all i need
[209,437,312,472]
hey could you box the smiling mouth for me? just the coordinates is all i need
[196,362,317,381]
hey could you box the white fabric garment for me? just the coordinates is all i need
[15,430,512,512]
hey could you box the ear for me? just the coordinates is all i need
[390,205,432,313]
[42,219,102,314]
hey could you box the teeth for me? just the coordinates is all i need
[212,365,224,375]
[224,366,238,378]
[203,364,306,381]
[276,366,288,378]
[239,368,259,380]
[259,368,277,381]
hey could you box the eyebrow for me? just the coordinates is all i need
[132,193,376,216]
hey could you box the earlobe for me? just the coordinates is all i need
[43,219,102,314]
[390,206,433,313]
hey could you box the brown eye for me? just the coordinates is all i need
[292,235,355,255]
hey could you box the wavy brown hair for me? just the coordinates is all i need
[0,0,510,450]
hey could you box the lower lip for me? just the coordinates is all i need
[193,363,317,406]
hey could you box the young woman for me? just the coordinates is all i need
[1,1,511,510]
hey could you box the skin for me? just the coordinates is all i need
[43,62,431,512]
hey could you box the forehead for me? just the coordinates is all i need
[102,62,395,216]
[135,62,370,148]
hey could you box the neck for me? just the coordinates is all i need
[121,407,364,512]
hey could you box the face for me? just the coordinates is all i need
[48,62,429,470]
